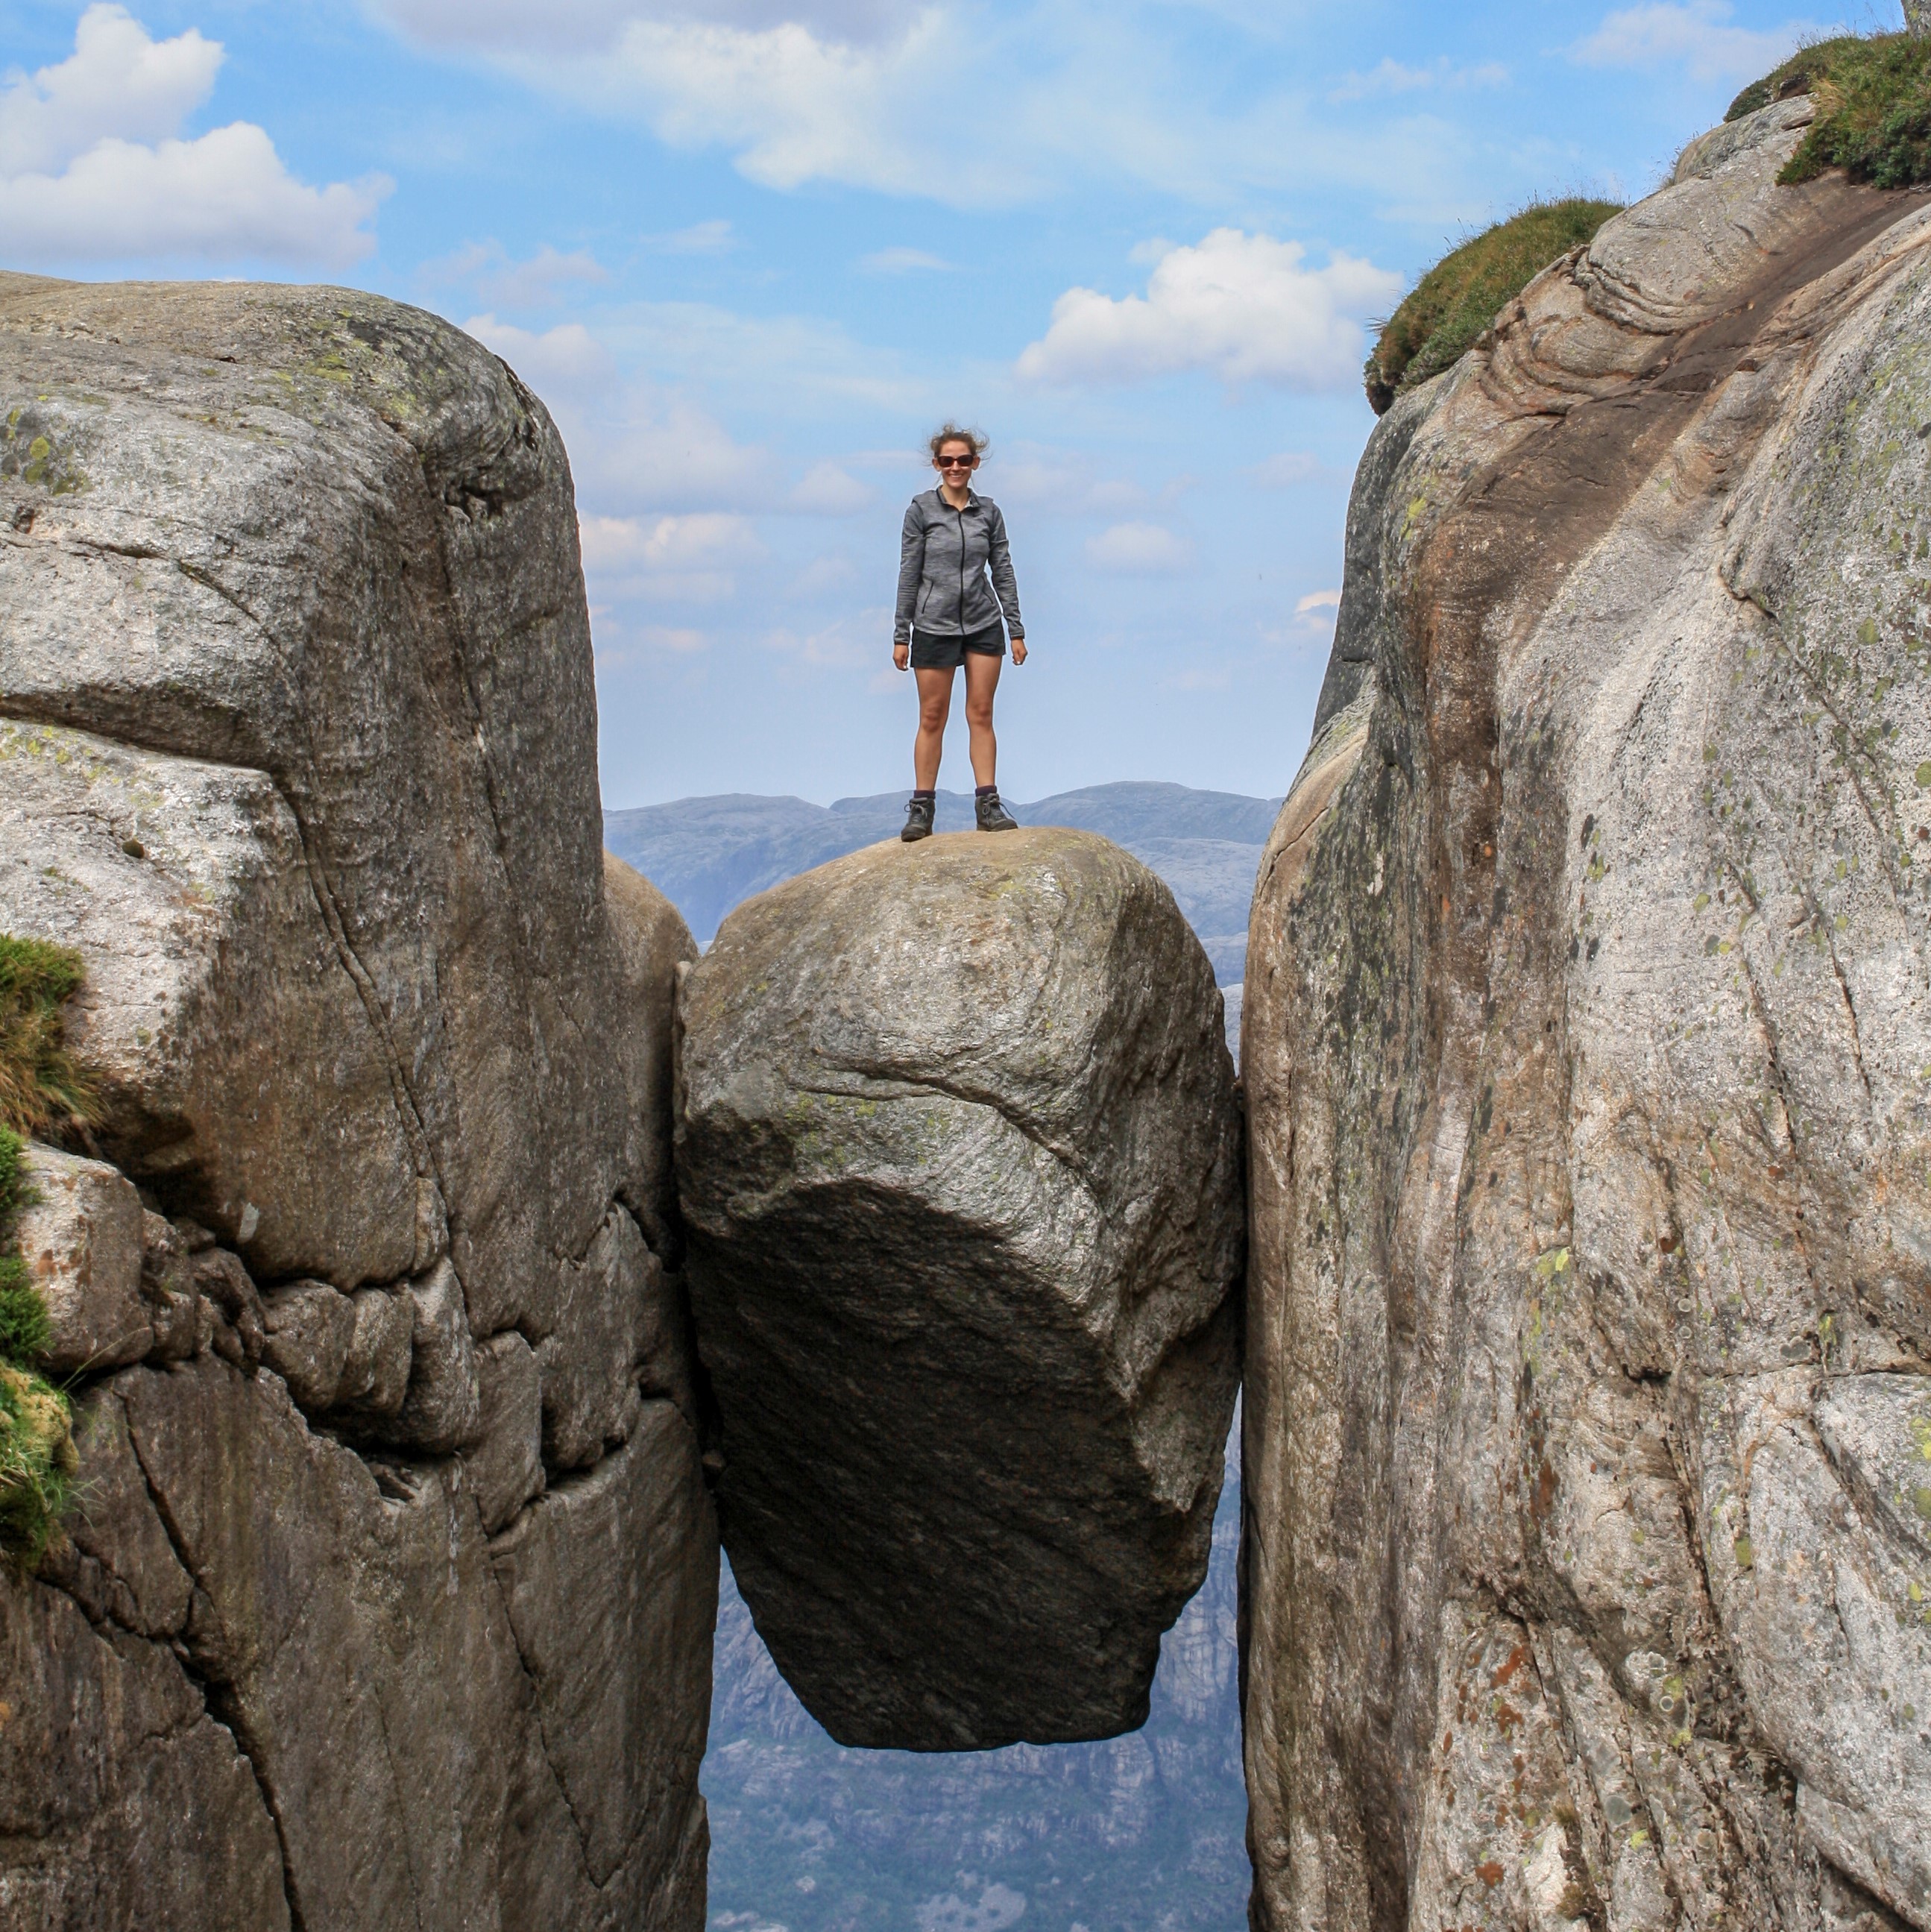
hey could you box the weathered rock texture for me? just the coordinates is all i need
[1243,102,1931,1931]
[0,274,714,1929]
[678,828,1244,1750]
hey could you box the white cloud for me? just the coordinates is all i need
[372,4,1029,204]
[646,626,710,652]
[367,1,1507,213]
[791,459,872,513]
[374,0,907,52]
[991,447,1151,517]
[1569,2,1809,82]
[861,246,951,273]
[790,553,858,596]
[0,1,218,174]
[1295,589,1341,614]
[467,315,619,390]
[760,606,891,670]
[1086,522,1197,576]
[648,218,736,253]
[482,243,607,305]
[467,313,762,509]
[579,512,763,603]
[579,511,762,570]
[467,315,880,518]
[0,7,386,265]
[586,16,974,198]
[1329,57,1509,101]
[427,240,608,308]
[1017,230,1402,390]
[1248,451,1332,488]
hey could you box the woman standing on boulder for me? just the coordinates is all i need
[893,424,1027,841]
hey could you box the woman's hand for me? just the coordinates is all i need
[893,641,910,673]
[1011,636,1028,666]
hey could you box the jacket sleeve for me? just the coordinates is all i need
[986,504,1024,638]
[894,499,925,646]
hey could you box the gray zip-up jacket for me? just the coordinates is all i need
[895,488,1024,644]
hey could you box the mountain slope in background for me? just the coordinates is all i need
[603,781,1282,987]
[702,1435,1244,1932]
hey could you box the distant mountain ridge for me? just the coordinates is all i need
[604,780,1283,987]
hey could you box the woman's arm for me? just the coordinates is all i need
[986,504,1024,642]
[894,500,926,647]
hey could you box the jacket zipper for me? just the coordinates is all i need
[955,501,967,629]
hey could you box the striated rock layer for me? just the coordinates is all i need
[0,275,714,1929]
[1243,101,1931,1931]
[678,828,1244,1750]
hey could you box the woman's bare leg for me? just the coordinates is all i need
[963,649,1002,788]
[914,667,953,790]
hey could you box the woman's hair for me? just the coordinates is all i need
[928,421,989,462]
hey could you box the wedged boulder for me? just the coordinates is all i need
[1243,100,1931,1931]
[678,827,1244,1749]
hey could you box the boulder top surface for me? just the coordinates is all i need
[684,826,1231,1145]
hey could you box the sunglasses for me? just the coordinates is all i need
[935,454,978,468]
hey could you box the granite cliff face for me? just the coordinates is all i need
[1243,101,1931,1931]
[0,274,714,1929]
[678,829,1244,1752]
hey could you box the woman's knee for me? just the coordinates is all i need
[964,693,995,729]
[919,696,950,731]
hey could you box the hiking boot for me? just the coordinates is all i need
[975,788,1018,832]
[901,794,935,842]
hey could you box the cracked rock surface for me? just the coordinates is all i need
[677,827,1244,1750]
[0,274,714,1928]
[1242,104,1931,1931]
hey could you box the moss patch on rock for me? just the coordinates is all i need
[1728,32,1931,189]
[0,934,93,1136]
[1364,199,1624,413]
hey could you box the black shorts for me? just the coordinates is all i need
[910,620,1005,670]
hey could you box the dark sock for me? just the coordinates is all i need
[976,784,996,797]
[912,789,934,801]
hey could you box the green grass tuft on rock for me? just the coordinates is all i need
[0,1125,47,1362]
[0,1255,50,1365]
[0,1019,81,1570]
[1364,198,1625,414]
[0,934,94,1138]
[1727,32,1931,189]
[0,1362,75,1571]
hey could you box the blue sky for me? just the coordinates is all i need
[0,0,1894,805]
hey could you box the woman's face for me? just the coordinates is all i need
[934,442,978,489]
